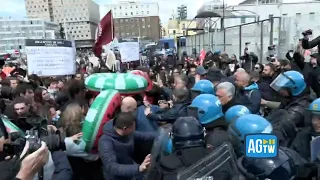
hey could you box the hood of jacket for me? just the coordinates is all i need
[244,82,259,91]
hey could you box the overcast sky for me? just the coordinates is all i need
[0,0,244,23]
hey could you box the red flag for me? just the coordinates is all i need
[199,49,206,65]
[93,10,114,57]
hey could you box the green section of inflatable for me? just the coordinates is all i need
[82,90,118,152]
[2,116,25,136]
[85,73,147,94]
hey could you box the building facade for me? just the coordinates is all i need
[177,5,187,20]
[25,0,100,48]
[102,1,161,40]
[114,16,160,41]
[164,19,198,38]
[103,1,159,19]
[0,18,59,53]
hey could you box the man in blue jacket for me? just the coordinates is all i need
[98,112,156,180]
[234,71,261,114]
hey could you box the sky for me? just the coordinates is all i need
[0,0,244,23]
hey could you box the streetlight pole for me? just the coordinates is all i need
[61,0,68,40]
[222,0,226,51]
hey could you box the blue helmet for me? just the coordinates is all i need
[225,105,251,124]
[307,98,320,129]
[308,98,320,113]
[191,80,214,95]
[229,114,272,141]
[189,94,223,125]
[270,70,306,96]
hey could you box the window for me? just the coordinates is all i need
[147,11,149,14]
[173,30,176,34]
[296,13,301,18]
[125,19,128,22]
[142,25,145,28]
[309,12,315,20]
[142,18,145,22]
[148,25,150,28]
[125,13,128,15]
[241,17,246,23]
[282,13,288,16]
[119,6,122,9]
[142,11,144,14]
[131,12,133,15]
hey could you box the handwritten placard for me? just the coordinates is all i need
[25,39,76,76]
[118,42,140,63]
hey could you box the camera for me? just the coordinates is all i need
[302,29,313,36]
[3,130,40,157]
[3,116,65,157]
[268,45,276,51]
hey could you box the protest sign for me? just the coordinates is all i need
[25,39,76,76]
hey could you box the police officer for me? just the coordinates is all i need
[190,79,215,99]
[269,70,309,128]
[291,97,320,160]
[147,116,208,180]
[236,147,310,180]
[228,114,272,157]
[189,94,229,150]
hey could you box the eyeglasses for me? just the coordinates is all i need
[254,67,260,69]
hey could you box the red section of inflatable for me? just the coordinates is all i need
[92,93,122,152]
[130,70,153,91]
[90,90,100,97]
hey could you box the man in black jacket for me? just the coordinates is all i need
[145,88,189,124]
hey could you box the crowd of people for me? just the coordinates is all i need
[0,30,320,180]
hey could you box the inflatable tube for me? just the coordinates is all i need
[82,90,121,152]
[85,73,148,94]
[130,70,153,91]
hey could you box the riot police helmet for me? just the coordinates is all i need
[172,116,205,151]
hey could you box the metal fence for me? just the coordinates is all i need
[181,13,320,64]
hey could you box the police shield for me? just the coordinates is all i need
[145,126,171,178]
[177,142,238,180]
[310,137,320,161]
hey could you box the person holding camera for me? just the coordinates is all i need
[0,115,49,180]
[302,29,320,54]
